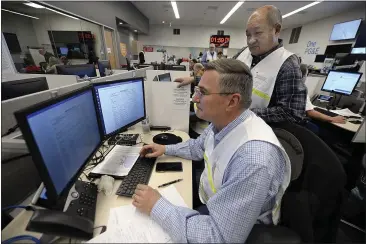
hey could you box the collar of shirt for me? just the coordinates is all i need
[211,110,251,146]
[251,39,284,67]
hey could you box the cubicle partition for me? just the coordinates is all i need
[1,74,79,90]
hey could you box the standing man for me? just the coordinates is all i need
[134,59,291,243]
[38,48,55,64]
[201,43,218,66]
[175,5,307,124]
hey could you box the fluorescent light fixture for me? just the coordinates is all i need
[162,20,165,24]
[220,1,245,24]
[171,1,180,19]
[45,7,79,20]
[283,0,324,19]
[134,30,138,32]
[1,8,39,19]
[24,2,45,8]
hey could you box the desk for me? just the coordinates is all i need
[1,126,192,241]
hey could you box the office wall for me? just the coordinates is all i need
[118,27,138,65]
[44,1,149,34]
[281,7,365,67]
[139,25,246,49]
[1,12,39,63]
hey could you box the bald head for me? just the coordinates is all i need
[251,5,282,28]
[246,5,282,56]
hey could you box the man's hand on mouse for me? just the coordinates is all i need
[140,144,166,158]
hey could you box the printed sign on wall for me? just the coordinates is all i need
[143,46,154,52]
[120,43,127,57]
[304,41,320,55]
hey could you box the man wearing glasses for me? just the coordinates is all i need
[175,5,307,124]
[133,59,291,243]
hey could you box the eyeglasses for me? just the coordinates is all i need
[193,86,234,98]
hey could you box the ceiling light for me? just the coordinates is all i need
[119,22,123,25]
[171,1,180,19]
[220,1,245,24]
[1,8,39,19]
[24,2,45,9]
[134,30,138,32]
[45,7,79,20]
[162,21,165,24]
[282,0,324,19]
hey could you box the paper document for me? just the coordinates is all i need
[172,87,190,110]
[90,146,141,177]
[87,186,187,243]
[330,108,362,118]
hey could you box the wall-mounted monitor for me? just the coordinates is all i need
[329,19,362,41]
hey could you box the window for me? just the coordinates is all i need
[173,29,180,35]
[217,30,224,35]
[289,26,302,44]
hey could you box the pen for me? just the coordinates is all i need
[158,179,183,188]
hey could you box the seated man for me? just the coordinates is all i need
[133,59,291,243]
[300,64,346,125]
[192,63,204,84]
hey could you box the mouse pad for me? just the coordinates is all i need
[153,133,182,145]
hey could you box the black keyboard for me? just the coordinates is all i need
[116,157,156,197]
[314,107,338,117]
[65,181,98,221]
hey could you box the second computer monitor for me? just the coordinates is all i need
[56,64,97,78]
[158,73,172,82]
[98,60,111,77]
[93,77,146,138]
[321,70,363,95]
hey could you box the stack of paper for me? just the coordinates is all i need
[330,108,362,118]
[87,185,188,243]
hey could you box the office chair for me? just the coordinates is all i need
[247,123,346,243]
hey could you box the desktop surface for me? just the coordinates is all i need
[1,126,192,241]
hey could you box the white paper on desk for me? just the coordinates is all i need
[91,146,142,177]
[159,185,188,208]
[330,108,362,118]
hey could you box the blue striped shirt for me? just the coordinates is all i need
[151,110,286,243]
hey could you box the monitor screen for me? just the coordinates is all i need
[60,47,68,55]
[352,48,366,54]
[354,23,366,48]
[98,60,111,77]
[314,55,326,63]
[2,77,49,101]
[324,44,353,56]
[321,71,362,95]
[329,19,362,41]
[93,78,145,137]
[56,64,96,78]
[158,73,171,82]
[18,88,101,199]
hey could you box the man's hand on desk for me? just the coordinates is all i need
[140,144,166,158]
[330,116,346,124]
[132,184,161,215]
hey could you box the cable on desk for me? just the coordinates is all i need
[1,124,19,138]
[2,235,40,244]
[2,205,35,212]
[1,153,31,165]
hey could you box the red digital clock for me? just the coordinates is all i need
[210,35,230,48]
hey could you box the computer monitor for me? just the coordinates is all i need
[352,48,366,54]
[92,77,146,138]
[157,73,171,82]
[56,64,97,78]
[2,77,49,101]
[329,19,362,41]
[59,47,68,55]
[98,60,111,77]
[15,86,101,202]
[321,71,363,95]
[324,44,353,57]
[314,55,326,63]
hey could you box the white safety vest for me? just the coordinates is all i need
[206,51,217,62]
[236,47,293,109]
[199,112,291,224]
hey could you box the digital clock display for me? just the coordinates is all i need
[210,35,230,48]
